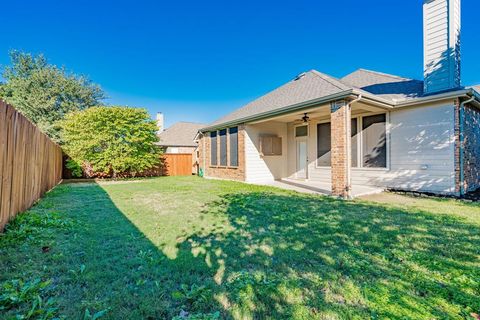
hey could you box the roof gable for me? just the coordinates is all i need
[341,69,424,101]
[157,122,206,147]
[208,70,352,127]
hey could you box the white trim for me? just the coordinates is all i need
[294,123,309,179]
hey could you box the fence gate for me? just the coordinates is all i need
[161,153,193,176]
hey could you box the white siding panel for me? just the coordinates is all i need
[245,122,288,183]
[351,104,455,194]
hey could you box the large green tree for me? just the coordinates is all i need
[61,106,160,177]
[0,50,105,142]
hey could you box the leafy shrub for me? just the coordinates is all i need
[61,106,161,178]
[65,159,83,178]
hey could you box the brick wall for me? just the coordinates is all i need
[198,125,246,181]
[330,101,352,198]
[463,104,480,192]
[454,98,461,194]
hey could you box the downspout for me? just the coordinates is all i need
[345,95,362,198]
[459,96,475,196]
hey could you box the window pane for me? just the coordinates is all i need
[317,122,331,166]
[295,125,308,137]
[362,114,387,168]
[210,131,217,166]
[351,118,358,168]
[219,129,227,166]
[229,127,238,167]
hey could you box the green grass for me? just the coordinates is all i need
[1,176,479,319]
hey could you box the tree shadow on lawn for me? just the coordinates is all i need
[174,191,480,319]
[1,182,480,319]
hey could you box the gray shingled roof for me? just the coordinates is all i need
[208,70,352,127]
[203,68,474,131]
[340,69,424,101]
[157,122,206,147]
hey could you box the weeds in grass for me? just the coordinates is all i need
[0,211,73,246]
[172,310,220,320]
[0,278,58,319]
[82,308,109,320]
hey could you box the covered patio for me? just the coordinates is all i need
[243,96,391,198]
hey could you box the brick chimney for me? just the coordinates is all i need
[423,0,461,94]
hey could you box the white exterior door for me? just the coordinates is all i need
[296,139,308,179]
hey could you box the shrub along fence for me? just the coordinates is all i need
[0,100,63,231]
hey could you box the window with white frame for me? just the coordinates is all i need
[362,114,387,168]
[316,122,331,166]
[316,113,387,169]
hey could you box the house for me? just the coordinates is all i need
[156,113,206,175]
[197,0,480,198]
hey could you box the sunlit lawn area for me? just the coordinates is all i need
[1,176,479,319]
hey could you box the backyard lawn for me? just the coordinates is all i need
[1,176,479,319]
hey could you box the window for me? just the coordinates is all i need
[351,118,358,167]
[260,136,282,156]
[295,125,308,137]
[317,122,331,166]
[229,127,238,167]
[210,131,217,166]
[219,129,227,166]
[362,114,387,168]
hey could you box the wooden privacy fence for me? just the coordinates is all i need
[161,153,193,176]
[0,100,63,231]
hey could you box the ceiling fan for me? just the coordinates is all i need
[293,113,310,124]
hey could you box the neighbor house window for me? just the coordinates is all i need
[219,129,227,166]
[229,127,238,167]
[362,114,387,168]
[210,131,217,166]
[317,122,331,166]
[351,118,358,167]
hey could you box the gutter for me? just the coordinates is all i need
[459,95,476,196]
[394,89,472,108]
[200,88,479,133]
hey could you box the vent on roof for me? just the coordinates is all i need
[293,72,306,81]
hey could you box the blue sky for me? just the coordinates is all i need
[1,0,479,127]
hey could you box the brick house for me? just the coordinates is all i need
[156,116,206,175]
[197,0,480,198]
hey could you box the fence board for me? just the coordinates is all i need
[0,100,63,231]
[161,153,193,176]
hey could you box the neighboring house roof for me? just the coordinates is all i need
[157,122,206,147]
[202,69,477,132]
[340,69,424,101]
